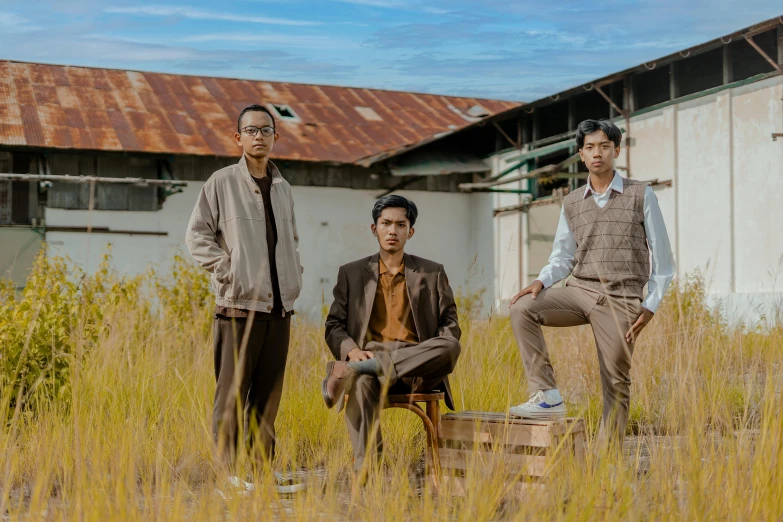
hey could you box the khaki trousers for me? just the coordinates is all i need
[509,285,642,448]
[212,315,290,469]
[345,337,460,470]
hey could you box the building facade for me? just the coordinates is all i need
[0,61,516,317]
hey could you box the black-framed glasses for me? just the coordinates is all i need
[240,125,275,137]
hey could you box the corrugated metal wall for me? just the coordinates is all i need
[169,155,472,191]
[0,152,10,224]
[2,149,476,215]
[47,154,159,211]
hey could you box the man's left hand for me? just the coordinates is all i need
[626,308,654,343]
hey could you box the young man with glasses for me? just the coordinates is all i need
[186,104,304,495]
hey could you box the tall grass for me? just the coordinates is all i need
[1,253,782,520]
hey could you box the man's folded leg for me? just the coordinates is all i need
[368,336,461,392]
[345,374,383,471]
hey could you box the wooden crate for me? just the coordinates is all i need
[435,412,586,498]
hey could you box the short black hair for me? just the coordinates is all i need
[372,195,418,227]
[575,119,622,149]
[237,104,276,132]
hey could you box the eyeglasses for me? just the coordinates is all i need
[240,125,275,137]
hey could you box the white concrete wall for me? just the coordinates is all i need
[44,183,494,320]
[491,153,528,310]
[0,226,44,289]
[490,75,783,323]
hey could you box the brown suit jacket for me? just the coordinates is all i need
[325,252,461,409]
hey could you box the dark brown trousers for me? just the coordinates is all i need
[346,337,460,470]
[212,315,290,469]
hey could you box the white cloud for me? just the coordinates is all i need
[333,0,408,7]
[178,32,350,49]
[0,11,42,32]
[104,5,321,26]
[521,30,589,46]
[629,38,697,49]
[332,0,453,15]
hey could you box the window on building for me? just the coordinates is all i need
[46,154,160,211]
[635,66,670,111]
[676,47,723,97]
[269,104,300,122]
[0,152,39,226]
[730,29,780,81]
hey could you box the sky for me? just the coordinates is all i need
[0,1,781,102]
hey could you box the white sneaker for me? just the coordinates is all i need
[275,472,307,494]
[214,475,255,499]
[226,475,255,491]
[509,390,566,420]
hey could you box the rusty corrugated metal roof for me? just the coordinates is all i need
[0,61,520,164]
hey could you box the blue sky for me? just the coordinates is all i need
[0,1,780,101]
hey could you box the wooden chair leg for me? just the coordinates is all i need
[425,400,442,482]
[389,402,441,487]
[426,400,441,442]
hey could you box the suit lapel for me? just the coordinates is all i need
[403,253,422,338]
[358,253,379,347]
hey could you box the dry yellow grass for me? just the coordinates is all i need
[1,253,783,520]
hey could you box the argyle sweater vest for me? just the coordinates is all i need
[562,177,649,300]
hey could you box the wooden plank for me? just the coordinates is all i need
[441,418,552,447]
[436,475,546,501]
[573,431,586,461]
[549,418,585,437]
[440,448,548,477]
[444,411,552,425]
[442,414,585,438]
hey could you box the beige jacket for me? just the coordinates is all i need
[186,156,303,313]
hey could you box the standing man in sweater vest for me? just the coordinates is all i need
[186,104,304,494]
[508,119,675,451]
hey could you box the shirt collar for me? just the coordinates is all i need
[583,171,624,198]
[379,258,404,275]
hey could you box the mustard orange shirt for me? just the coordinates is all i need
[367,259,419,344]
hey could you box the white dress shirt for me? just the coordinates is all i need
[536,172,676,313]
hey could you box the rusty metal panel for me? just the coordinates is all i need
[20,105,45,147]
[48,154,93,209]
[0,60,519,163]
[128,186,157,211]
[97,184,128,210]
[48,182,86,209]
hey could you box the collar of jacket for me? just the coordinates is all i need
[238,154,284,190]
[365,252,420,274]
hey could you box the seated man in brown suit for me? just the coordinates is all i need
[322,195,462,471]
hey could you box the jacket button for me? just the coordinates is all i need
[268,293,272,298]
[255,189,260,194]
[267,305,272,311]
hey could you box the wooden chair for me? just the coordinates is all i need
[343,390,445,485]
[384,391,444,484]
